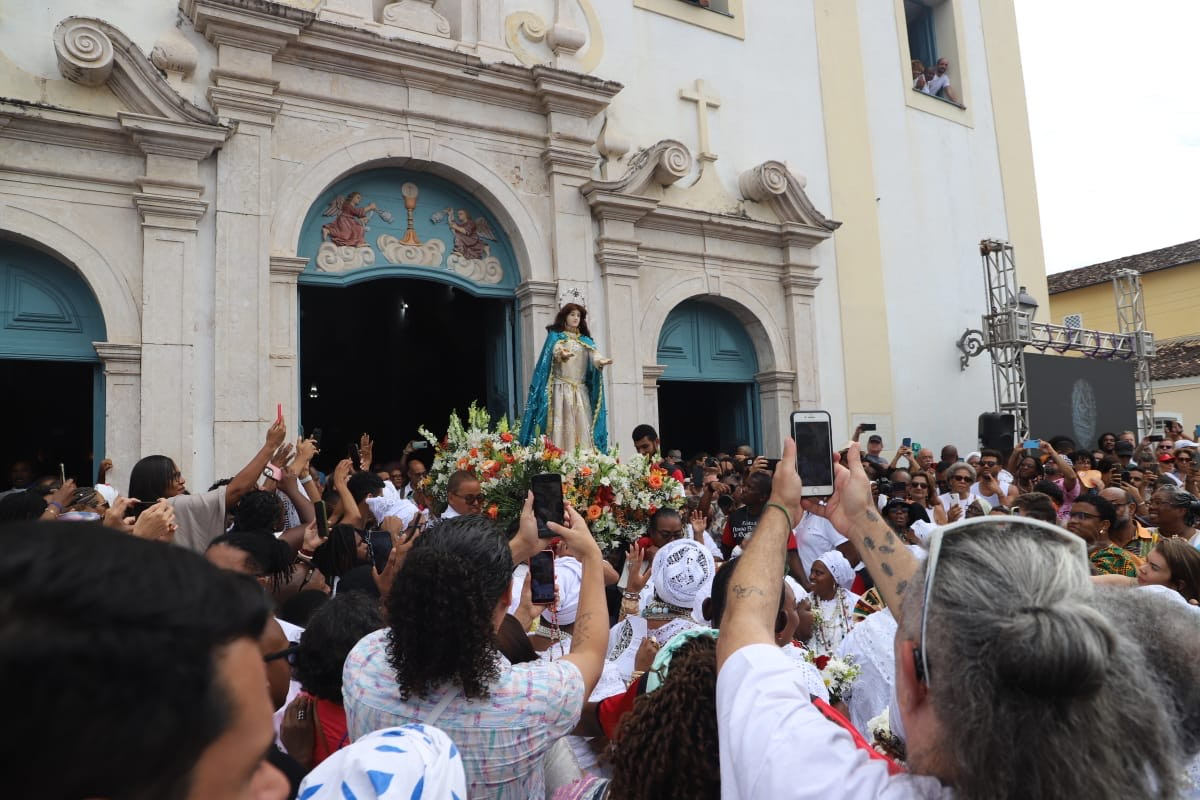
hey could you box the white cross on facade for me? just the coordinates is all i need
[679,78,722,160]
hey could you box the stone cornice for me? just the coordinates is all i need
[119,113,230,160]
[133,193,209,230]
[94,341,143,373]
[0,101,137,155]
[269,255,309,276]
[183,0,313,47]
[53,17,218,126]
[639,205,829,249]
[754,369,797,391]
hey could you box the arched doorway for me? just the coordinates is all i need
[297,168,519,468]
[0,240,106,486]
[656,299,761,458]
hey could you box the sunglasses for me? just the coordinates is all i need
[1068,510,1101,520]
[979,461,999,468]
[950,475,972,482]
[452,492,485,504]
[917,519,1083,687]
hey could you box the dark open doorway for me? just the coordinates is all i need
[0,359,96,489]
[656,380,759,461]
[299,278,515,471]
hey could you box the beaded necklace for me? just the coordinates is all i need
[810,587,853,654]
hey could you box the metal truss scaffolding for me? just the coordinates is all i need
[957,241,1157,442]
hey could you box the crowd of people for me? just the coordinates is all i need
[3,413,1200,799]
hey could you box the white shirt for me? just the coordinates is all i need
[925,72,951,96]
[794,512,848,575]
[718,644,951,800]
[441,505,462,519]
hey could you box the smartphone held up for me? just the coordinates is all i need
[531,473,565,538]
[529,549,556,605]
[791,410,834,497]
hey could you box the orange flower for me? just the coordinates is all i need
[500,432,514,443]
[457,457,470,470]
[579,466,593,477]
[586,504,603,521]
[504,453,515,463]
[487,504,499,519]
[469,448,479,459]
[648,474,664,490]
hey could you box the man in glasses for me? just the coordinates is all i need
[969,448,1017,510]
[443,469,484,519]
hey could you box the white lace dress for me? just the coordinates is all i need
[835,608,899,733]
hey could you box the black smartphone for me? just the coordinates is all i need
[860,423,877,432]
[691,464,706,487]
[313,500,329,538]
[369,530,393,572]
[348,443,360,466]
[765,458,781,473]
[531,473,565,538]
[1149,435,1164,442]
[1120,470,1131,483]
[529,549,556,605]
[791,410,834,497]
[311,428,323,446]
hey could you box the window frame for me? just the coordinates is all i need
[895,0,972,126]
[633,0,745,39]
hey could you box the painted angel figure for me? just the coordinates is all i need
[321,192,394,247]
[519,302,612,453]
[432,207,496,260]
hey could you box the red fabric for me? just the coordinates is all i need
[597,673,645,740]
[636,535,653,552]
[811,697,906,776]
[307,693,350,767]
[850,573,869,596]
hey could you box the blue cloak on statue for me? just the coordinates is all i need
[519,330,609,452]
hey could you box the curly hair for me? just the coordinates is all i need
[208,530,294,594]
[386,516,512,700]
[607,635,720,800]
[295,592,382,704]
[231,489,282,532]
[311,523,363,579]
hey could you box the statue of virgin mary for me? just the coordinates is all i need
[519,303,612,452]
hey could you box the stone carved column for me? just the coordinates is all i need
[755,369,797,454]
[93,342,142,493]
[269,256,307,429]
[641,364,667,436]
[514,280,559,392]
[121,115,226,484]
[192,5,297,473]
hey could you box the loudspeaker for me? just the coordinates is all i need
[978,412,1015,452]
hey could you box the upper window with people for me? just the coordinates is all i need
[904,0,965,109]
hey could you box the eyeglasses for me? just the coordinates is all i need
[652,528,684,540]
[950,475,972,482]
[1068,510,1101,520]
[910,482,929,490]
[979,461,999,468]
[1176,456,1194,463]
[917,518,1083,687]
[451,492,484,504]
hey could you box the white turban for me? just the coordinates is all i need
[297,724,466,799]
[542,555,583,625]
[366,489,419,528]
[815,549,855,590]
[653,539,716,609]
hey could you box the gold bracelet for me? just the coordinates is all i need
[628,670,645,687]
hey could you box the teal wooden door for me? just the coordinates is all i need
[656,300,761,456]
[0,241,106,480]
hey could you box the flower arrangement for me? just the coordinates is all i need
[419,403,684,549]
[802,653,861,704]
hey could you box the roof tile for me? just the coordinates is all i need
[1047,239,1200,294]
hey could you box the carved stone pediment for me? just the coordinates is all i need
[739,161,841,231]
[582,139,693,200]
[54,16,217,126]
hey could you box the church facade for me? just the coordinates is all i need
[0,0,1048,488]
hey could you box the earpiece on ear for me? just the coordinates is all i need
[913,645,927,683]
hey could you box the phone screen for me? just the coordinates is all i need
[529,549,556,605]
[314,500,328,538]
[369,530,393,573]
[531,473,564,538]
[860,423,877,432]
[792,411,834,496]
[902,437,912,448]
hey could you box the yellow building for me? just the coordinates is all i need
[1048,240,1200,432]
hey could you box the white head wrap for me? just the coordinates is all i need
[366,491,419,528]
[93,483,118,507]
[691,573,715,625]
[296,724,466,799]
[542,555,583,625]
[815,549,855,590]
[652,539,716,609]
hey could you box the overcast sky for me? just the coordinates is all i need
[1014,0,1200,274]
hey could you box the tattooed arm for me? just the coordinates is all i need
[801,442,920,626]
[717,439,806,670]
